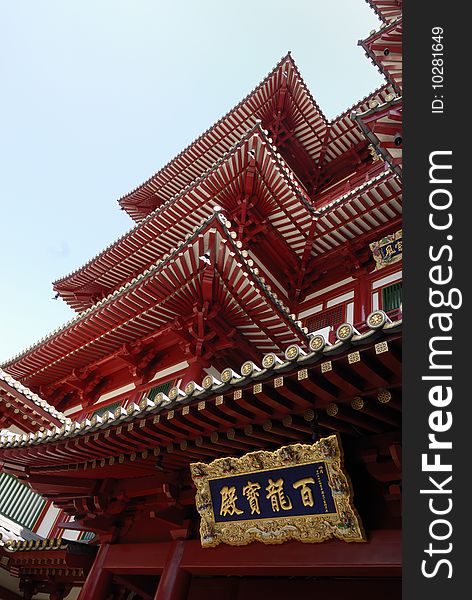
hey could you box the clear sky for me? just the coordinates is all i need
[0,0,384,362]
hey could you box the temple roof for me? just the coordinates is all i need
[0,515,39,547]
[313,167,401,255]
[53,121,401,313]
[0,312,401,462]
[365,0,402,24]
[360,18,402,93]
[0,368,68,432]
[118,53,328,221]
[54,125,316,312]
[116,53,396,223]
[2,213,308,388]
[352,96,402,176]
[323,83,394,164]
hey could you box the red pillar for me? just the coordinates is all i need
[78,544,112,600]
[354,269,370,324]
[154,541,191,600]
[180,358,208,387]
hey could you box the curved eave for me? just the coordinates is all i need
[352,97,402,178]
[312,168,402,256]
[323,84,394,165]
[118,53,328,221]
[54,125,315,312]
[0,317,402,471]
[365,0,402,24]
[2,214,308,387]
[359,18,402,93]
[0,368,67,430]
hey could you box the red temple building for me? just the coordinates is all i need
[1,1,403,598]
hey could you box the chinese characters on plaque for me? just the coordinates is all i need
[191,435,364,547]
[370,229,402,270]
[213,463,334,523]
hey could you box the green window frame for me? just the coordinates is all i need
[382,281,402,311]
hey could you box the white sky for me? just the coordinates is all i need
[0,0,384,361]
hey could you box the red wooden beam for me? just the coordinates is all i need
[99,530,400,577]
[103,542,171,574]
[181,529,401,577]
[154,541,191,600]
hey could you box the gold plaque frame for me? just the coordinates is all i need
[190,434,365,547]
[370,229,403,270]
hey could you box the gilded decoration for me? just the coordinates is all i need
[370,229,402,270]
[285,345,299,360]
[309,335,325,352]
[190,435,364,547]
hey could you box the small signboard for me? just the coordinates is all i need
[370,229,403,270]
[191,434,364,547]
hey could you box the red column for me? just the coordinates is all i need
[354,270,370,324]
[180,358,208,387]
[78,544,112,600]
[154,541,191,600]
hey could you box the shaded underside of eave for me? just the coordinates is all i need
[365,0,402,24]
[353,98,402,176]
[54,101,399,316]
[359,19,402,93]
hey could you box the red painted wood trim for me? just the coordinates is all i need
[154,541,191,600]
[31,498,52,533]
[103,542,171,574]
[181,530,401,577]
[100,530,400,577]
[77,544,112,600]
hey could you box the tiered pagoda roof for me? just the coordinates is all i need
[360,18,402,93]
[0,3,402,596]
[53,123,401,313]
[2,214,309,395]
[0,35,402,412]
[116,53,397,223]
[0,368,67,432]
[118,53,328,222]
